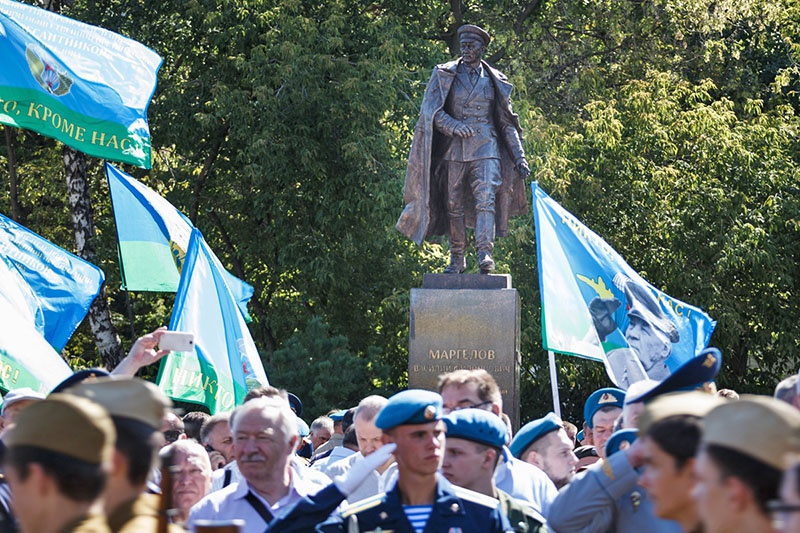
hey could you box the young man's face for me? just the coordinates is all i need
[692,448,736,533]
[778,464,800,533]
[442,437,491,491]
[639,436,696,521]
[525,429,578,489]
[384,420,446,477]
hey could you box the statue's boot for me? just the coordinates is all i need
[444,216,467,274]
[476,211,495,273]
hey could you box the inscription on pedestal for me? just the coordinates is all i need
[408,275,521,429]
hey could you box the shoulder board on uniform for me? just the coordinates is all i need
[341,492,387,518]
[453,485,500,509]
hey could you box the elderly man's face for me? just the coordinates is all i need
[310,427,331,451]
[459,37,484,67]
[234,407,295,484]
[626,316,671,369]
[354,415,383,457]
[172,449,212,520]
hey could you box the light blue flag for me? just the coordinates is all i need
[532,183,716,389]
[106,163,253,319]
[0,255,73,393]
[0,0,162,167]
[157,229,268,414]
[0,213,103,351]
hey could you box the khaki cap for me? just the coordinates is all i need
[67,377,172,430]
[702,394,800,470]
[4,393,115,464]
[638,391,726,434]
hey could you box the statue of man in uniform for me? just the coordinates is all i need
[397,24,530,273]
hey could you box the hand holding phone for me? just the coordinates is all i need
[158,331,195,352]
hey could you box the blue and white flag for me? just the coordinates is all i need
[0,255,73,393]
[106,163,253,320]
[157,229,268,414]
[0,0,162,167]
[0,213,103,351]
[532,183,716,389]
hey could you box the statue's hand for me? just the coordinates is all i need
[516,159,531,179]
[453,123,475,138]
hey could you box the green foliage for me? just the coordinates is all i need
[267,316,393,420]
[2,0,800,424]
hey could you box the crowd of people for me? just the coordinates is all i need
[0,332,799,533]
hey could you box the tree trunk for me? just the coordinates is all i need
[63,147,125,368]
[3,126,25,224]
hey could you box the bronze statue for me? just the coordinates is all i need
[397,24,530,273]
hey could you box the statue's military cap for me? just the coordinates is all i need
[509,412,562,458]
[375,389,442,430]
[457,24,490,46]
[627,347,722,404]
[444,408,507,448]
[583,387,625,428]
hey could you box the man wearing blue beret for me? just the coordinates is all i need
[318,389,509,532]
[438,369,557,517]
[510,412,578,489]
[442,409,546,532]
[548,386,684,533]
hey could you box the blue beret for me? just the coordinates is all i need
[329,409,348,422]
[375,389,443,430]
[509,412,562,458]
[296,417,309,437]
[49,368,111,395]
[444,408,507,448]
[287,392,303,417]
[583,387,625,428]
[626,347,722,404]
[605,428,638,457]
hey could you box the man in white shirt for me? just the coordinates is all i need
[324,395,397,502]
[188,396,324,532]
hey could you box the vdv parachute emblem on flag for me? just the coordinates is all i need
[105,163,253,320]
[532,183,716,389]
[0,0,162,167]
[157,230,268,414]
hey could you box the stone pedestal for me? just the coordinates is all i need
[408,273,521,429]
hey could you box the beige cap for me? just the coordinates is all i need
[67,377,172,430]
[4,393,115,464]
[638,391,726,434]
[702,394,800,470]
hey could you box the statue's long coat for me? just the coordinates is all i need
[396,58,529,246]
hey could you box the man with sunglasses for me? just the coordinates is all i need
[437,369,557,518]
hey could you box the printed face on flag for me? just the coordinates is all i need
[532,183,716,389]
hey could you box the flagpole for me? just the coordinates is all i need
[548,351,561,418]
